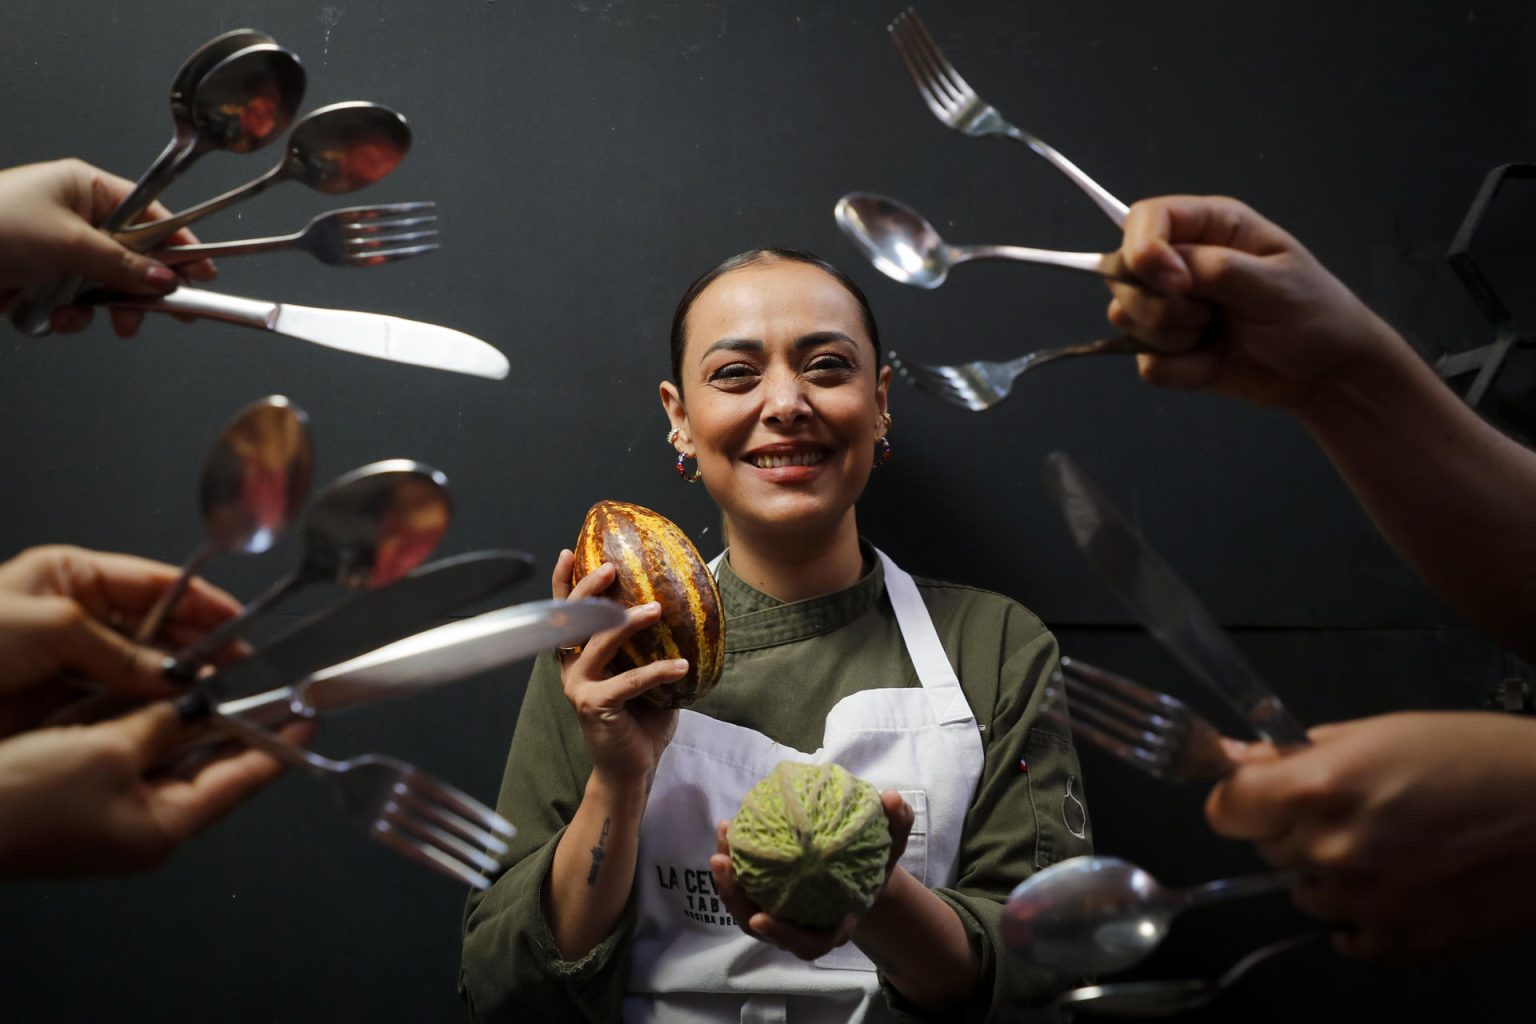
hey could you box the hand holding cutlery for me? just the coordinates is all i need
[10,37,305,335]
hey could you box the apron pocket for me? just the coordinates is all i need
[811,789,929,973]
[1023,727,1093,869]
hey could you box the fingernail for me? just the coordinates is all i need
[145,263,177,288]
[673,659,689,672]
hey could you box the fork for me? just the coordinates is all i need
[205,704,514,889]
[888,8,1129,227]
[1046,656,1237,784]
[889,335,1144,411]
[149,202,438,268]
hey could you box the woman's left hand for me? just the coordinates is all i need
[709,790,914,960]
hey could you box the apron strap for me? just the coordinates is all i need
[876,548,974,727]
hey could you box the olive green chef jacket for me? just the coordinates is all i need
[461,544,1093,1022]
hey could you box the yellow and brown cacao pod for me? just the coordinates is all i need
[572,499,725,708]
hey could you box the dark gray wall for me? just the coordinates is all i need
[2,0,1534,1020]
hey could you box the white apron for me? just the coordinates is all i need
[624,549,986,1024]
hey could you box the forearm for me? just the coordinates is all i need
[1297,327,1536,659]
[546,771,648,960]
[853,866,978,1011]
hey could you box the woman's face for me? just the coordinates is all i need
[660,260,890,541]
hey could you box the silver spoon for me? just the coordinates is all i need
[136,395,313,645]
[114,29,282,229]
[167,458,451,678]
[11,39,305,334]
[834,192,1151,290]
[117,102,413,250]
[1053,934,1317,1017]
[1000,855,1293,974]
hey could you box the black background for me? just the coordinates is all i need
[2,1,1534,1020]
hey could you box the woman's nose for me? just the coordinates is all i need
[761,371,812,424]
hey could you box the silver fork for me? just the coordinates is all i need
[208,707,514,889]
[1046,656,1237,784]
[150,202,438,268]
[888,9,1129,227]
[889,335,1144,411]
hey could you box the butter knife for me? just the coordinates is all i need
[1041,451,1310,747]
[81,285,509,380]
[202,597,625,728]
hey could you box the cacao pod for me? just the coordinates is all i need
[728,761,891,929]
[572,499,725,708]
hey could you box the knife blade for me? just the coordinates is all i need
[214,597,625,725]
[81,285,510,380]
[1041,451,1310,747]
[202,549,536,698]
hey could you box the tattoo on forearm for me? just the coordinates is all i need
[586,818,611,886]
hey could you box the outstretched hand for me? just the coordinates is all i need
[1207,711,1536,959]
[0,158,216,336]
[1107,195,1402,408]
[0,545,241,737]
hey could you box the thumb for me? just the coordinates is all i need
[65,228,178,295]
[1177,244,1286,310]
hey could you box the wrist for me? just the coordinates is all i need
[584,766,653,814]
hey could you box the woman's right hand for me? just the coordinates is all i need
[550,549,689,787]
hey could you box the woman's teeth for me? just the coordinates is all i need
[748,451,826,469]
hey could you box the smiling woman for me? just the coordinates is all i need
[460,249,1093,1023]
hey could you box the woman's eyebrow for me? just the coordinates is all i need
[795,331,857,349]
[699,337,764,362]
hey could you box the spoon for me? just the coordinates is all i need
[167,459,451,677]
[1053,934,1317,1017]
[11,39,305,334]
[117,102,413,250]
[1000,855,1293,974]
[113,29,282,230]
[834,192,1153,291]
[135,395,313,645]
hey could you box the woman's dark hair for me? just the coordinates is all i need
[668,248,882,386]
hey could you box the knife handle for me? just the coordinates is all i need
[80,285,278,327]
